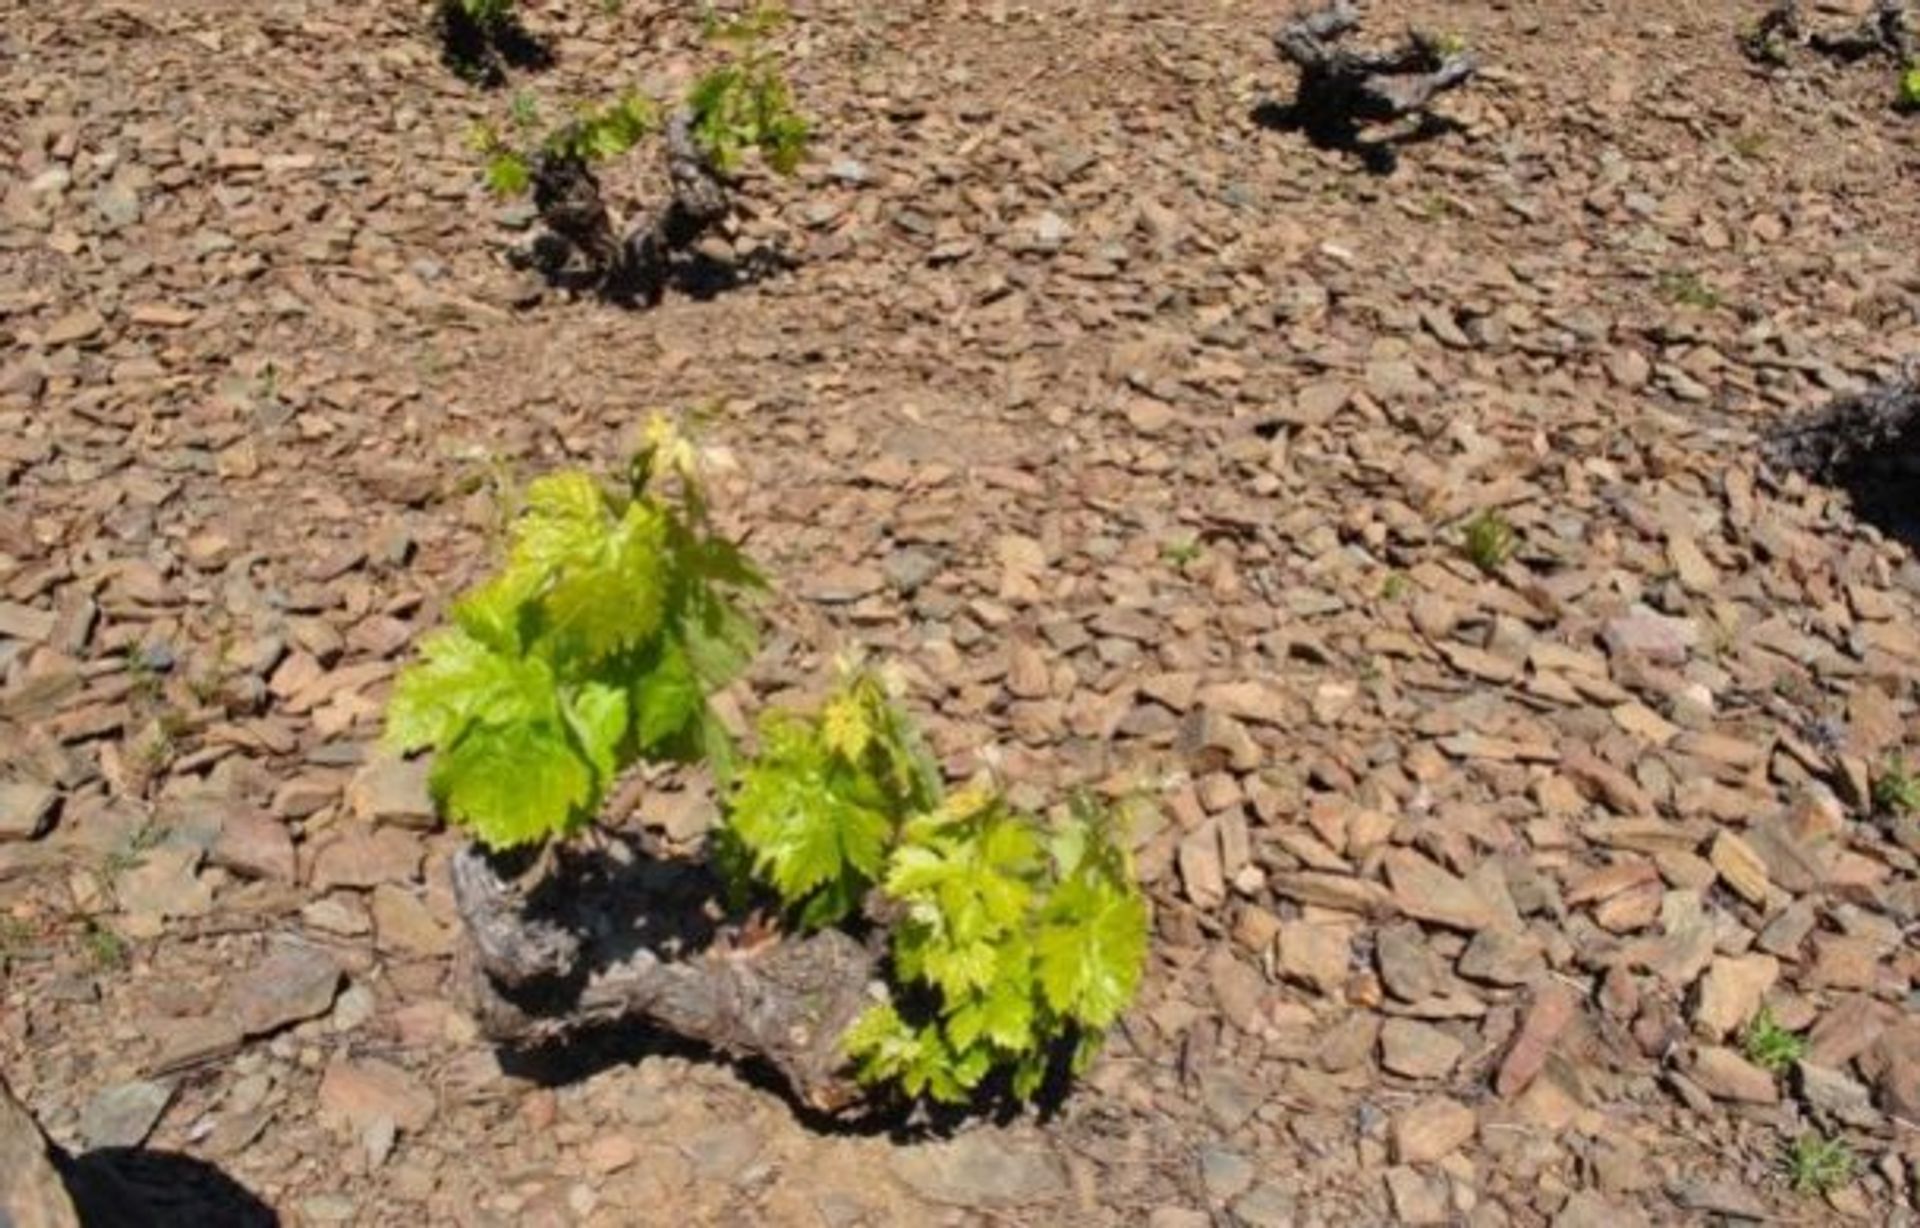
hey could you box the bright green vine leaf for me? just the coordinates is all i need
[382,416,759,852]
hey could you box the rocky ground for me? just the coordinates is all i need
[3,0,1919,1224]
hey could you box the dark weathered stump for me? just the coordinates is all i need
[518,108,735,305]
[1765,364,1920,546]
[1744,0,1917,66]
[449,841,880,1112]
[1274,2,1478,149]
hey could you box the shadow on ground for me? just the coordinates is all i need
[1250,100,1462,175]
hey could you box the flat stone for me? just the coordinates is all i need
[1692,954,1778,1039]
[1497,983,1581,1097]
[1456,928,1544,985]
[1384,850,1496,932]
[115,843,213,920]
[1383,1166,1449,1225]
[681,1121,764,1183]
[310,827,423,889]
[1390,1097,1477,1164]
[1708,832,1769,905]
[1199,1146,1253,1201]
[0,780,58,842]
[1229,1182,1297,1228]
[211,805,297,882]
[1602,606,1698,664]
[317,1058,435,1133]
[1276,921,1352,995]
[226,942,342,1036]
[887,1132,1067,1207]
[1380,1019,1464,1079]
[1556,1192,1648,1228]
[799,565,885,604]
[370,884,454,958]
[78,1079,172,1149]
[345,757,436,830]
[1688,1046,1778,1103]
[1795,1063,1880,1130]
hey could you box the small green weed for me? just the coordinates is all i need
[1783,1132,1854,1196]
[1873,758,1920,816]
[1900,62,1920,112]
[1380,572,1411,602]
[80,918,129,972]
[0,915,34,954]
[1742,1005,1807,1073]
[1160,537,1205,569]
[1657,269,1721,310]
[1731,131,1768,159]
[102,823,162,882]
[1460,509,1517,574]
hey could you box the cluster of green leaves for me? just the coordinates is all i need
[1784,1132,1855,1196]
[384,421,761,850]
[1873,757,1920,816]
[1741,1005,1807,1074]
[475,92,660,197]
[839,789,1150,1104]
[725,671,942,928]
[1460,508,1516,574]
[688,6,811,174]
[1900,62,1920,111]
[448,0,514,29]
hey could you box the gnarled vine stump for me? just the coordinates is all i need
[519,109,736,306]
[449,840,880,1113]
[1273,2,1479,149]
[1765,363,1920,546]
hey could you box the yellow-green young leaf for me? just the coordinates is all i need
[922,938,999,999]
[1034,875,1149,1028]
[632,636,702,750]
[539,502,670,660]
[383,628,557,755]
[820,689,874,761]
[511,471,610,574]
[431,721,596,849]
[564,682,629,783]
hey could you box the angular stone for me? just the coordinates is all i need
[1383,1166,1448,1225]
[1384,850,1496,932]
[211,805,297,882]
[370,884,454,959]
[1377,924,1441,1001]
[1688,1046,1778,1103]
[78,1079,172,1149]
[1390,1097,1476,1164]
[1602,607,1698,664]
[310,827,423,889]
[115,843,213,920]
[1708,832,1769,905]
[0,780,58,842]
[318,1058,435,1133]
[1178,823,1225,909]
[1380,1019,1464,1079]
[1276,921,1352,995]
[345,757,436,830]
[226,943,342,1036]
[1692,954,1778,1040]
[887,1133,1066,1207]
[1456,928,1544,986]
[1497,983,1581,1098]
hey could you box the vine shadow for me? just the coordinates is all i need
[59,1146,278,1226]
[438,3,555,88]
[1251,99,1461,176]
